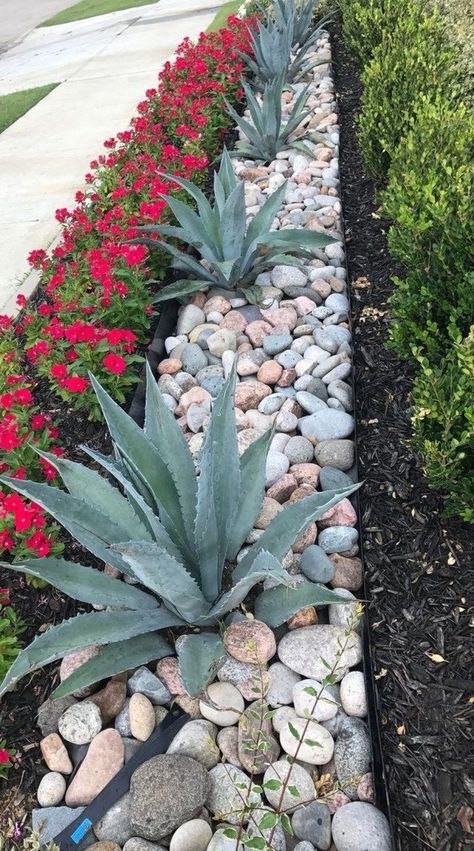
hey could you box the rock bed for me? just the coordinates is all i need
[31,34,392,851]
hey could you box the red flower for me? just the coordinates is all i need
[51,364,68,380]
[61,376,89,393]
[0,750,10,765]
[103,353,127,375]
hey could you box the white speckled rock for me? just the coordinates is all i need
[280,717,334,764]
[37,772,66,807]
[58,703,102,745]
[328,588,359,628]
[169,819,212,851]
[206,764,262,824]
[331,802,392,850]
[293,679,339,722]
[263,760,316,811]
[199,682,244,727]
[167,719,220,769]
[267,662,301,707]
[340,671,367,718]
[272,705,299,733]
[278,625,362,682]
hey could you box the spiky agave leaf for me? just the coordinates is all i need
[254,580,347,626]
[0,608,180,698]
[53,633,172,699]
[228,76,312,162]
[177,633,226,697]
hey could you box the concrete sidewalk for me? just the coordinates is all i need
[0,0,223,313]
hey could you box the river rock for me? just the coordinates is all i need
[129,693,156,741]
[58,702,102,745]
[94,794,133,845]
[217,726,242,767]
[37,696,77,736]
[267,662,301,707]
[263,759,316,811]
[278,626,362,682]
[217,655,269,700]
[328,554,362,592]
[206,764,262,824]
[292,801,332,849]
[223,619,276,664]
[167,719,220,769]
[300,545,335,583]
[59,647,101,698]
[293,679,339,722]
[280,717,334,764]
[314,440,354,471]
[130,755,210,840]
[331,802,392,850]
[238,700,280,772]
[340,671,367,718]
[329,589,359,629]
[284,436,315,464]
[334,718,371,799]
[318,526,358,553]
[124,841,166,851]
[169,819,213,851]
[65,729,124,806]
[40,733,73,774]
[115,698,132,736]
[199,682,244,727]
[128,667,171,705]
[319,466,354,491]
[89,678,127,724]
[37,772,66,807]
[177,305,205,335]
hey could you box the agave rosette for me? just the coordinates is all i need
[0,363,357,697]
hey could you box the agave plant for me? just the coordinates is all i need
[226,74,314,161]
[0,363,356,698]
[242,12,326,87]
[136,149,336,304]
[273,0,333,51]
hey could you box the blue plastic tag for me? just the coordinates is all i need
[70,819,93,844]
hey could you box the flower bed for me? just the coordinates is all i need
[0,16,257,562]
[0,13,396,851]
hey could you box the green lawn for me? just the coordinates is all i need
[0,84,58,134]
[42,0,157,27]
[206,0,243,32]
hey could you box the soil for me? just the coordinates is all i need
[330,18,474,851]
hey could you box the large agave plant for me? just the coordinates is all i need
[0,363,356,698]
[137,149,336,304]
[243,12,326,87]
[226,74,314,161]
[273,0,332,51]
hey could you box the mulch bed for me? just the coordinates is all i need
[330,18,474,851]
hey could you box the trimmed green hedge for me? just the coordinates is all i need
[340,0,474,520]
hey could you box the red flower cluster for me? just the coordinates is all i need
[0,17,257,558]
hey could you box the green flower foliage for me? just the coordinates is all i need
[357,7,461,180]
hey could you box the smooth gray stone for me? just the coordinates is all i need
[299,409,354,441]
[314,439,354,471]
[331,802,392,851]
[263,334,293,355]
[276,350,301,369]
[94,793,133,844]
[334,717,372,799]
[128,666,171,705]
[292,801,332,850]
[180,343,208,376]
[318,526,359,554]
[300,544,335,583]
[319,466,355,491]
[296,390,328,414]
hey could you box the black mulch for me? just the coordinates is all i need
[330,19,474,851]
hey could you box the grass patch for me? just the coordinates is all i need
[0,84,58,134]
[206,0,243,32]
[42,0,156,26]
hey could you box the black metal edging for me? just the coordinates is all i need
[341,221,396,842]
[128,299,179,426]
